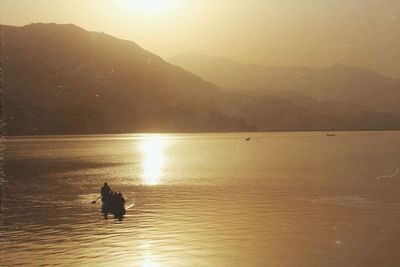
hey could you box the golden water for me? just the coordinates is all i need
[1,132,400,266]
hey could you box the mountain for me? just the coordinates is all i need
[169,53,400,113]
[1,24,251,135]
[1,24,399,135]
[216,91,349,131]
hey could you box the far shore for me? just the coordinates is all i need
[3,129,400,139]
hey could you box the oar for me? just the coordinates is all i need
[92,196,101,204]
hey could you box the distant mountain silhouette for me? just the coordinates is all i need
[1,24,399,135]
[170,53,400,113]
[1,24,251,134]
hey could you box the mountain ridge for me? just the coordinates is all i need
[1,23,252,134]
[2,24,399,135]
[169,53,400,113]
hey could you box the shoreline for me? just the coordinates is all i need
[2,129,400,139]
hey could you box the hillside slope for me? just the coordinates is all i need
[169,53,400,113]
[1,24,399,135]
[1,24,250,134]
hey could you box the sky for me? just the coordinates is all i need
[1,0,400,78]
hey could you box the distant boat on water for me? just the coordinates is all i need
[326,133,336,137]
[245,137,251,141]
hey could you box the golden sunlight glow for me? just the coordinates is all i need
[120,0,172,16]
[139,136,168,185]
[142,258,159,267]
[135,0,166,13]
[140,241,160,267]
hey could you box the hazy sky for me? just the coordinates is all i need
[1,0,400,77]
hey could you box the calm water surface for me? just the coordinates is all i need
[1,132,400,266]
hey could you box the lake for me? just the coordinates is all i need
[1,132,400,266]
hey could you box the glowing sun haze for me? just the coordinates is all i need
[1,0,399,78]
[117,0,177,16]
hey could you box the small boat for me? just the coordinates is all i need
[102,201,126,221]
[326,133,336,137]
[245,137,251,141]
[101,194,126,221]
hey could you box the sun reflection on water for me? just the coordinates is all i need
[139,136,168,185]
[139,241,160,267]
[142,258,159,267]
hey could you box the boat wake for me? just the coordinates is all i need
[377,169,400,180]
[125,203,135,210]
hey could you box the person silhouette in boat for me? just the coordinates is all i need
[100,182,111,199]
[110,192,118,216]
[99,183,126,220]
[114,193,126,221]
[100,183,112,218]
